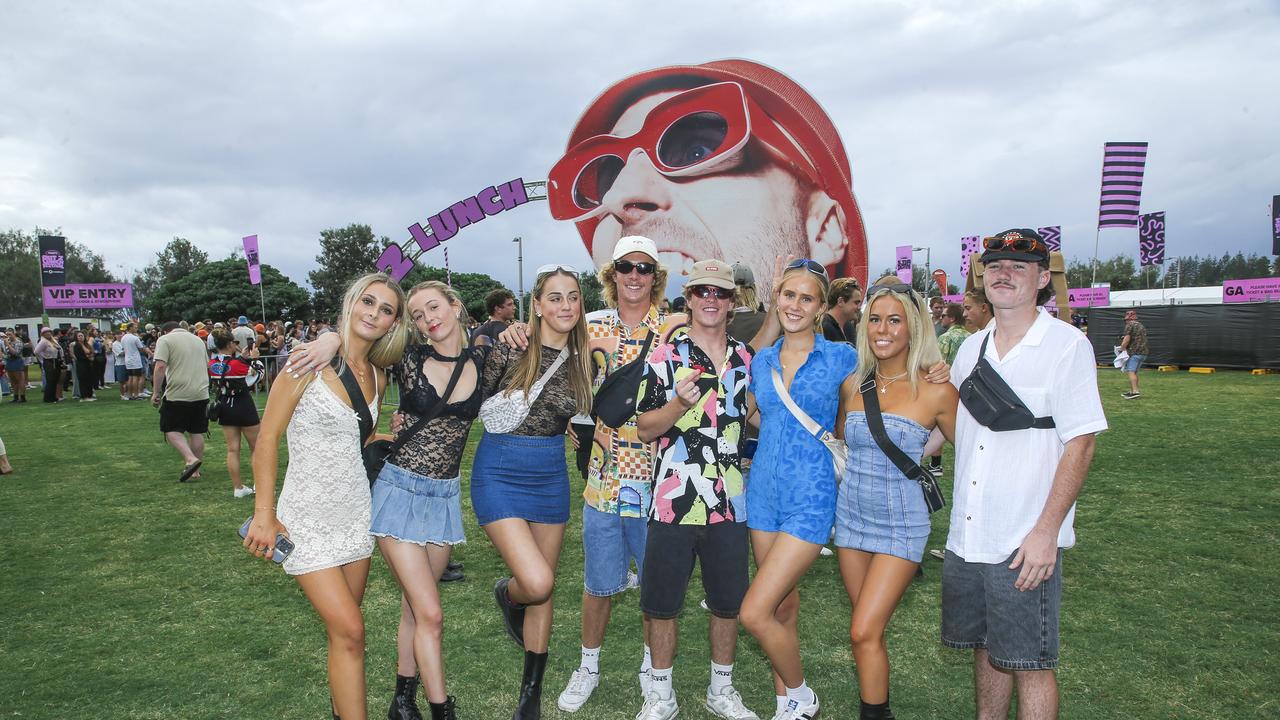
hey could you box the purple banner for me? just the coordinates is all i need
[1138,212,1165,266]
[1223,277,1280,303]
[42,283,134,309]
[1272,195,1279,256]
[943,293,964,304]
[960,235,981,277]
[1098,142,1148,228]
[895,245,913,284]
[243,234,261,285]
[1038,226,1061,252]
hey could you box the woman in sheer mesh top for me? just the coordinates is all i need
[295,280,481,719]
[474,266,594,719]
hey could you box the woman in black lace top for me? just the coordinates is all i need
[290,280,480,719]
[472,266,593,719]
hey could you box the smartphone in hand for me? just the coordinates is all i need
[238,516,295,565]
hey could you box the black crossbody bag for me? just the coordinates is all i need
[860,379,945,513]
[592,329,655,429]
[958,333,1055,432]
[335,357,467,486]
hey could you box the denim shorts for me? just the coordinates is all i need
[941,549,1063,670]
[640,520,749,620]
[1123,354,1147,373]
[114,365,127,383]
[370,461,465,546]
[582,503,648,597]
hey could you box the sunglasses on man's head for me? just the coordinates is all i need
[547,82,819,222]
[688,285,735,300]
[982,233,1047,255]
[613,259,656,276]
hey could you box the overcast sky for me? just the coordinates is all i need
[3,0,1277,295]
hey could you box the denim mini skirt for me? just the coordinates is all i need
[370,461,465,546]
[470,431,569,526]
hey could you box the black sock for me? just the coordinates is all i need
[929,455,942,468]
[860,698,892,719]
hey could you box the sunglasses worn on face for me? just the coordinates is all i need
[982,233,1048,255]
[613,259,656,275]
[548,82,819,221]
[688,285,735,300]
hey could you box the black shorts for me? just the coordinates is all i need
[160,399,209,434]
[215,396,260,428]
[640,520,749,619]
[126,368,143,377]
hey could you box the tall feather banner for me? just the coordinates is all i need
[1037,226,1062,252]
[960,235,981,278]
[1138,212,1165,266]
[1098,142,1148,228]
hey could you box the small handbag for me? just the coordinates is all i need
[859,378,945,513]
[206,359,230,422]
[958,333,1055,432]
[770,368,848,483]
[479,347,568,434]
[592,330,655,429]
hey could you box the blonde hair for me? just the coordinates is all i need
[599,260,669,309]
[337,272,408,370]
[738,285,761,311]
[407,280,467,344]
[772,266,830,332]
[853,277,942,397]
[504,269,593,415]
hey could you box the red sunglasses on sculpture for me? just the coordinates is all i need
[547,82,820,222]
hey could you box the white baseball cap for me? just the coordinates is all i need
[611,235,659,263]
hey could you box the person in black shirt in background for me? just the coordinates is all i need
[822,277,863,343]
[472,288,518,344]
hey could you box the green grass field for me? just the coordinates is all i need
[1,368,1277,719]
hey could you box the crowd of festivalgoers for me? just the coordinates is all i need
[2,230,1106,720]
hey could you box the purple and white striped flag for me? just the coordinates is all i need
[444,247,451,287]
[960,235,981,277]
[1098,142,1148,228]
[1138,211,1165,266]
[1037,226,1062,252]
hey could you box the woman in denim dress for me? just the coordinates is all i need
[834,279,958,720]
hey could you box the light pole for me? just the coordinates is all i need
[512,236,524,322]
[912,246,932,296]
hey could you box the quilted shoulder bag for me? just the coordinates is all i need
[770,368,848,483]
[479,346,568,434]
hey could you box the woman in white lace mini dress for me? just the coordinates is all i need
[244,273,408,720]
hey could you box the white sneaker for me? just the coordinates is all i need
[705,685,759,719]
[626,569,640,589]
[233,486,255,498]
[638,669,653,698]
[635,690,678,720]
[818,546,834,557]
[772,692,820,719]
[557,667,599,712]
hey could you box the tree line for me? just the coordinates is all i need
[0,225,604,326]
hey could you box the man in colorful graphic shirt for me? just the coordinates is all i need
[555,235,687,713]
[634,259,759,720]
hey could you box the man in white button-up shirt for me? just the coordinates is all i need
[942,229,1107,719]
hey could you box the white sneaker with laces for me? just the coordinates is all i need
[233,486,255,498]
[635,690,678,720]
[771,692,820,719]
[705,685,759,719]
[557,667,599,712]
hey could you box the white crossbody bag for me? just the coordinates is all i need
[480,347,569,433]
[770,368,848,483]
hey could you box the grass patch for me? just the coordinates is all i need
[1,369,1277,718]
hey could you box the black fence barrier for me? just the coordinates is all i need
[1085,302,1280,370]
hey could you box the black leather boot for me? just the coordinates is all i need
[860,698,896,719]
[512,650,548,720]
[388,674,424,720]
[494,578,526,648]
[428,696,458,720]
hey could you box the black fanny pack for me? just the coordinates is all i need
[959,333,1056,432]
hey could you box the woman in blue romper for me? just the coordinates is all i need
[739,260,854,719]
[834,279,958,720]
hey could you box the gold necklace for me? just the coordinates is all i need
[875,369,909,394]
